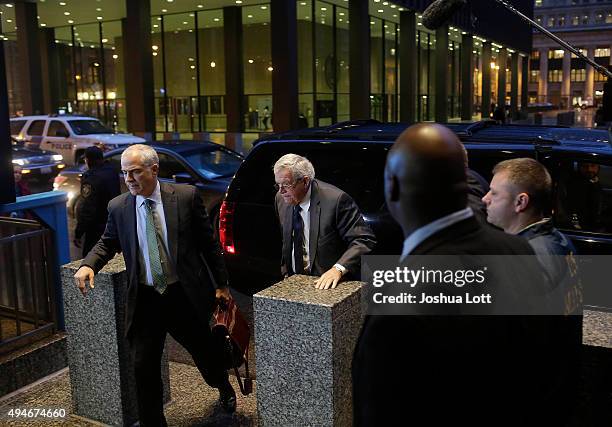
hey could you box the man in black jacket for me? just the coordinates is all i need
[74,144,235,426]
[353,124,560,426]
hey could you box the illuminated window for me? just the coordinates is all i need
[571,48,587,58]
[607,12,612,24]
[595,11,605,23]
[547,16,555,27]
[536,15,543,24]
[529,70,540,83]
[531,50,540,59]
[548,49,564,59]
[548,69,562,82]
[595,48,610,57]
[571,15,579,25]
[535,0,543,7]
[582,14,589,25]
[557,15,565,26]
[570,69,586,82]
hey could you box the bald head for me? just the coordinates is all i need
[385,123,468,234]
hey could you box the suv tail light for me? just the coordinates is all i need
[219,201,236,254]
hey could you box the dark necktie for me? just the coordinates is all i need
[144,199,168,294]
[292,205,305,275]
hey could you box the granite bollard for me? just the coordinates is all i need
[254,275,363,426]
[62,255,170,426]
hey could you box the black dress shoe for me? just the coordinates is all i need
[219,383,237,413]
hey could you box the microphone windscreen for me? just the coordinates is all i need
[422,0,467,30]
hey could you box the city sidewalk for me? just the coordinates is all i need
[0,363,257,426]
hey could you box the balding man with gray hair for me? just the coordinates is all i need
[74,144,237,423]
[273,153,376,289]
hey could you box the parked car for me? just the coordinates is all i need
[220,120,612,310]
[11,114,146,165]
[53,141,244,227]
[12,137,65,187]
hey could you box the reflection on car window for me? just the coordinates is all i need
[47,121,69,137]
[68,120,112,135]
[555,161,612,234]
[181,149,242,179]
[10,120,26,136]
[158,153,187,179]
[27,120,46,136]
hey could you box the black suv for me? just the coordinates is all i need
[220,120,612,309]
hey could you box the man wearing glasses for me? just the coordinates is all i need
[273,153,376,289]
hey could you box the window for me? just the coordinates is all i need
[10,120,26,136]
[582,14,589,25]
[181,148,243,179]
[571,48,587,58]
[570,69,586,82]
[555,161,612,234]
[595,11,605,23]
[571,15,580,25]
[27,120,46,136]
[548,49,564,59]
[547,16,555,27]
[535,0,543,6]
[47,121,69,137]
[536,15,543,24]
[595,48,610,57]
[548,69,563,82]
[157,152,188,180]
[530,70,540,83]
[67,119,112,135]
[607,12,612,24]
[557,15,565,26]
[531,50,540,59]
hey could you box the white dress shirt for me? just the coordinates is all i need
[400,207,474,262]
[135,181,172,286]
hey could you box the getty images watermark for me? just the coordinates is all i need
[361,255,591,316]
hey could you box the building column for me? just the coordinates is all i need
[497,48,507,108]
[562,50,571,108]
[0,23,15,203]
[399,10,417,123]
[521,55,529,113]
[584,47,594,105]
[270,0,299,131]
[481,42,492,118]
[349,0,370,120]
[460,33,474,121]
[510,53,519,119]
[434,25,449,123]
[224,6,245,133]
[538,48,548,103]
[40,28,60,114]
[122,0,155,136]
[15,1,44,114]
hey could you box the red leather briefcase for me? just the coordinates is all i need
[212,297,253,395]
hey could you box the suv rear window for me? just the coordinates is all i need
[27,120,46,136]
[68,120,112,135]
[232,142,389,213]
[10,120,26,136]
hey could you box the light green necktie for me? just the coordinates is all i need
[144,199,167,294]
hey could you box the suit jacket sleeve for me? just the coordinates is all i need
[334,192,377,276]
[81,203,121,273]
[274,193,289,277]
[191,187,229,288]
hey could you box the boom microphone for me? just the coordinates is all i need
[422,0,467,30]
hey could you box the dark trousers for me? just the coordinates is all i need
[129,283,227,427]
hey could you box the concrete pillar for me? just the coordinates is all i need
[539,48,548,103]
[481,42,492,118]
[497,48,507,108]
[585,47,595,105]
[271,0,299,131]
[122,0,155,137]
[461,34,474,121]
[399,10,417,123]
[434,25,449,123]
[224,6,245,133]
[40,28,61,114]
[521,55,530,113]
[254,275,363,426]
[510,53,519,119]
[562,50,571,108]
[349,0,370,119]
[15,1,44,115]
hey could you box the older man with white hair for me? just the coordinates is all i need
[273,153,376,289]
[74,144,236,425]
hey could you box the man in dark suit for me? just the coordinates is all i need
[74,144,235,426]
[352,124,560,426]
[273,153,376,289]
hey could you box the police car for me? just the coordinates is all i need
[10,114,146,166]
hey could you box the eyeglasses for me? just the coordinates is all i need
[274,179,302,192]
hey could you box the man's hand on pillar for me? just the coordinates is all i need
[313,267,342,290]
[74,266,95,296]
